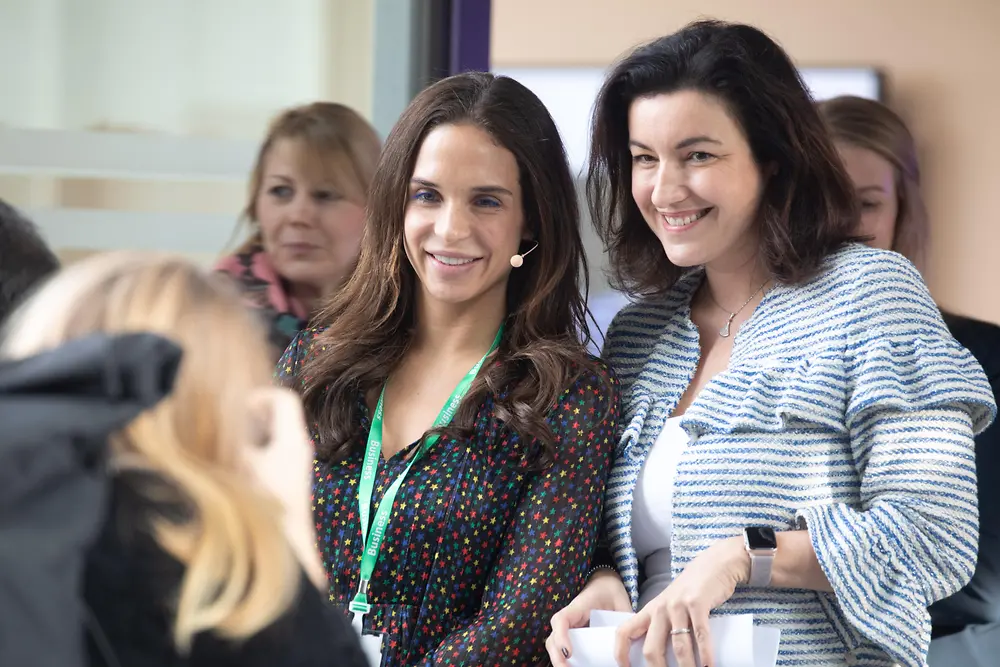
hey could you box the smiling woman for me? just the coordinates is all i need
[547,19,996,667]
[215,102,381,358]
[275,72,619,666]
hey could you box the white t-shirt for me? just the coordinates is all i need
[631,416,688,609]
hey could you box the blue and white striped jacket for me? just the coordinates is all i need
[602,245,996,667]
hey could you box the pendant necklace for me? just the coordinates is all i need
[707,278,770,338]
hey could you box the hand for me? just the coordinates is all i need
[546,569,632,666]
[242,387,325,588]
[243,387,314,525]
[614,537,748,667]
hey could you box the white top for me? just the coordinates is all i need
[631,416,688,609]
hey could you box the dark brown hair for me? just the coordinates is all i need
[588,20,860,297]
[298,72,601,467]
[818,96,929,273]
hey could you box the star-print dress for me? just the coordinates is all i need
[277,329,620,666]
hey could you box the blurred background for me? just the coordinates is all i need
[1,0,997,324]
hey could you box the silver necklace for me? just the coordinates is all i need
[706,279,769,338]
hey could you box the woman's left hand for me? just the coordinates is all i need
[614,536,748,667]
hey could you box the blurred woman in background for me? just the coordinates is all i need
[820,95,1000,667]
[1,253,367,667]
[217,102,381,357]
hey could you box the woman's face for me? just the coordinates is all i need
[834,141,899,251]
[403,123,527,310]
[255,138,365,299]
[628,90,764,272]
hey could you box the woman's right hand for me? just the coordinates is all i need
[546,569,632,666]
[243,387,326,589]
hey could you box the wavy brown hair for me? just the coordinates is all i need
[817,95,930,273]
[588,20,861,297]
[298,72,602,467]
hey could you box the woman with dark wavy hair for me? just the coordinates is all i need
[546,20,994,667]
[277,71,619,666]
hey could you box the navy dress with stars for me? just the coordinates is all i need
[277,329,619,666]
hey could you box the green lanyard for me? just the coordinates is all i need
[348,326,503,624]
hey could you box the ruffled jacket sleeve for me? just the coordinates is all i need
[795,253,996,666]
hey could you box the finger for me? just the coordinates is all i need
[614,611,650,667]
[548,609,577,663]
[666,602,697,667]
[545,633,570,667]
[642,611,669,667]
[691,610,715,667]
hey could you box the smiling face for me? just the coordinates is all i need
[254,137,366,299]
[403,123,526,310]
[834,141,899,251]
[628,90,765,271]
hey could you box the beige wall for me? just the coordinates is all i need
[493,0,1000,325]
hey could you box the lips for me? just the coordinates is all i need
[426,251,482,267]
[661,208,713,227]
[283,242,319,252]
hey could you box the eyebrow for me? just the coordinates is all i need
[411,178,514,197]
[857,185,885,193]
[629,136,723,151]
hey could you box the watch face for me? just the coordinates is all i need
[746,526,778,550]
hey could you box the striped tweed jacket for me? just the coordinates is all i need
[602,245,996,667]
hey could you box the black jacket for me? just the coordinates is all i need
[0,332,368,667]
[0,333,182,667]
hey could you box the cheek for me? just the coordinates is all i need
[631,170,654,208]
[319,203,365,242]
[254,195,280,244]
[859,209,896,250]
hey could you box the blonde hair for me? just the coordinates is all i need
[817,95,930,273]
[243,102,381,240]
[1,252,299,652]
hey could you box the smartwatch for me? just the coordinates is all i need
[743,526,778,587]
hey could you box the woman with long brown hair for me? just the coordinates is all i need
[820,95,1000,667]
[277,71,619,666]
[1,252,367,667]
[217,102,381,357]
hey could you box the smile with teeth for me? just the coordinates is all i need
[662,208,712,227]
[431,253,480,266]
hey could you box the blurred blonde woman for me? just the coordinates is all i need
[0,252,367,667]
[216,103,381,358]
[820,96,1000,667]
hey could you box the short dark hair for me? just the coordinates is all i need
[0,199,60,323]
[588,19,859,297]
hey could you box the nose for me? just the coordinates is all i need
[650,161,690,210]
[433,201,472,242]
[287,192,319,225]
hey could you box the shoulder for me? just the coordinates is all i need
[800,244,945,338]
[558,355,620,404]
[815,243,929,298]
[604,276,698,353]
[275,327,328,387]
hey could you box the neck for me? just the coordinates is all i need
[288,282,322,314]
[411,287,506,359]
[702,247,770,312]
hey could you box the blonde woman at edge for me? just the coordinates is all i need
[0,252,367,667]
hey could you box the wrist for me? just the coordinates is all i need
[728,535,752,585]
